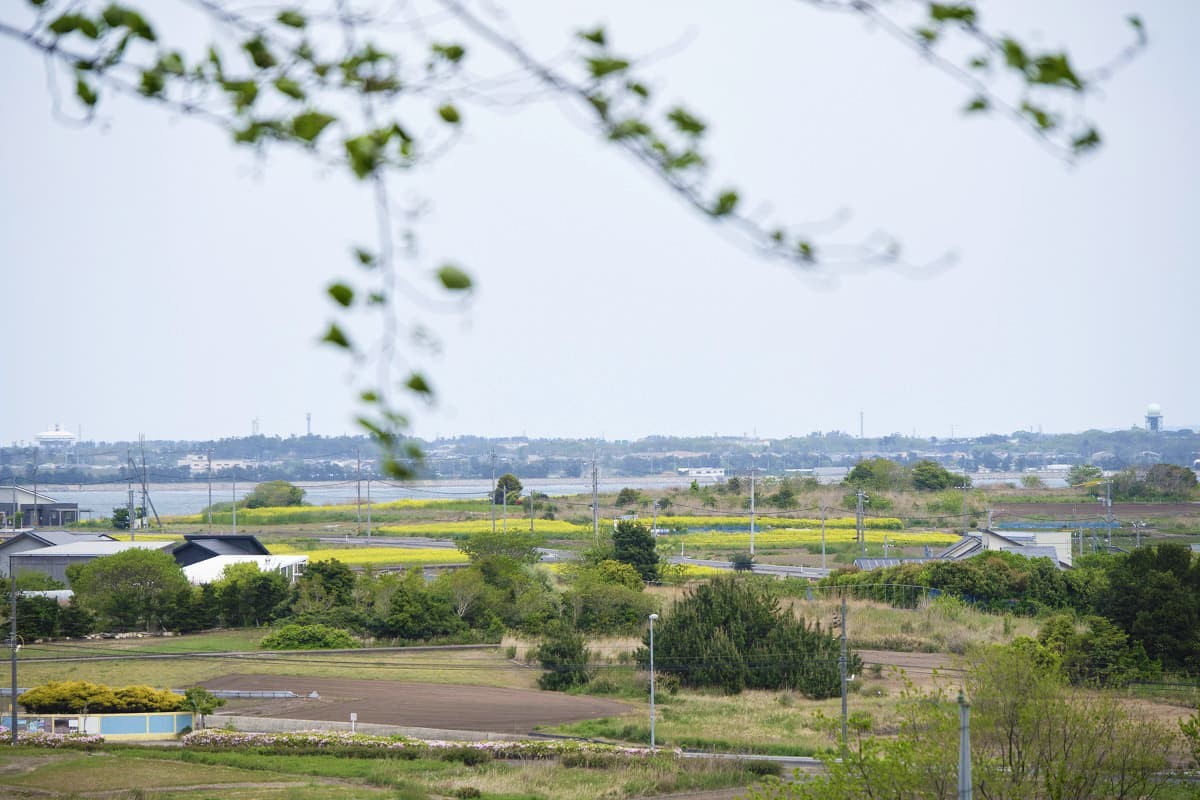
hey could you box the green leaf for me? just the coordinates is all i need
[667,107,706,136]
[915,27,938,44]
[626,81,650,100]
[1020,101,1057,130]
[797,240,816,262]
[222,80,259,111]
[360,391,379,403]
[968,55,989,69]
[578,27,606,46]
[1001,38,1028,71]
[327,283,354,307]
[1071,127,1102,153]
[963,96,988,113]
[103,5,155,40]
[587,57,630,80]
[354,248,375,267]
[49,13,100,39]
[431,43,466,63]
[405,373,433,395]
[436,265,472,291]
[712,190,739,217]
[157,52,185,76]
[75,76,98,108]
[242,36,277,69]
[321,324,351,349]
[291,110,335,142]
[234,120,284,144]
[272,77,304,100]
[1127,14,1144,32]
[344,135,381,179]
[1029,53,1084,90]
[139,69,165,97]
[608,118,652,140]
[929,4,977,25]
[665,151,704,171]
[277,9,307,28]
[437,104,461,124]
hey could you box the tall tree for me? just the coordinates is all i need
[70,548,190,631]
[612,519,659,583]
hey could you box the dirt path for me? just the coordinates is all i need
[205,673,631,733]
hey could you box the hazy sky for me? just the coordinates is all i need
[2,1,1196,445]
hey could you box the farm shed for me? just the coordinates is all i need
[9,540,174,585]
[0,530,115,577]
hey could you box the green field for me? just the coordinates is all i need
[0,743,769,799]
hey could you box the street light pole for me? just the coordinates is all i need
[648,613,659,749]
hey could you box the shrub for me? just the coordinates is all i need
[260,623,359,650]
[19,681,184,713]
[536,623,593,691]
[731,552,754,572]
[641,576,858,697]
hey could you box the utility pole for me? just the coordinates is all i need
[839,596,848,758]
[127,448,136,542]
[529,490,535,533]
[232,473,237,535]
[31,450,38,530]
[366,475,372,539]
[9,560,17,745]
[491,449,497,534]
[961,481,970,536]
[855,490,867,557]
[957,691,973,800]
[502,483,508,533]
[1104,474,1113,551]
[207,450,214,533]
[652,501,659,536]
[821,505,828,570]
[591,447,599,545]
[355,449,362,535]
[749,461,756,556]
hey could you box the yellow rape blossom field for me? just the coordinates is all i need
[667,529,959,549]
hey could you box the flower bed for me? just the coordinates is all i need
[182,729,671,761]
[0,727,105,749]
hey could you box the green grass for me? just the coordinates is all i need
[0,745,764,800]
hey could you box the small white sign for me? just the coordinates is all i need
[350,713,358,722]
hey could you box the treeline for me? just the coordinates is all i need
[823,543,1200,675]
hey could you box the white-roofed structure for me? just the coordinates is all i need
[182,554,308,585]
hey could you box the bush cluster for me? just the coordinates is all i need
[19,681,184,714]
[640,576,858,697]
[260,623,358,650]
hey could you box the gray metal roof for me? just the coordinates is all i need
[10,541,173,557]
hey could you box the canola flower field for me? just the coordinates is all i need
[665,529,960,549]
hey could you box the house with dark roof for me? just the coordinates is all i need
[1,487,83,528]
[0,530,116,577]
[171,534,270,567]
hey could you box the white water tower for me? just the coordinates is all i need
[1145,403,1163,433]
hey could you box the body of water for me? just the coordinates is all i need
[34,476,705,518]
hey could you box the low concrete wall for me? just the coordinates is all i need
[212,714,527,742]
